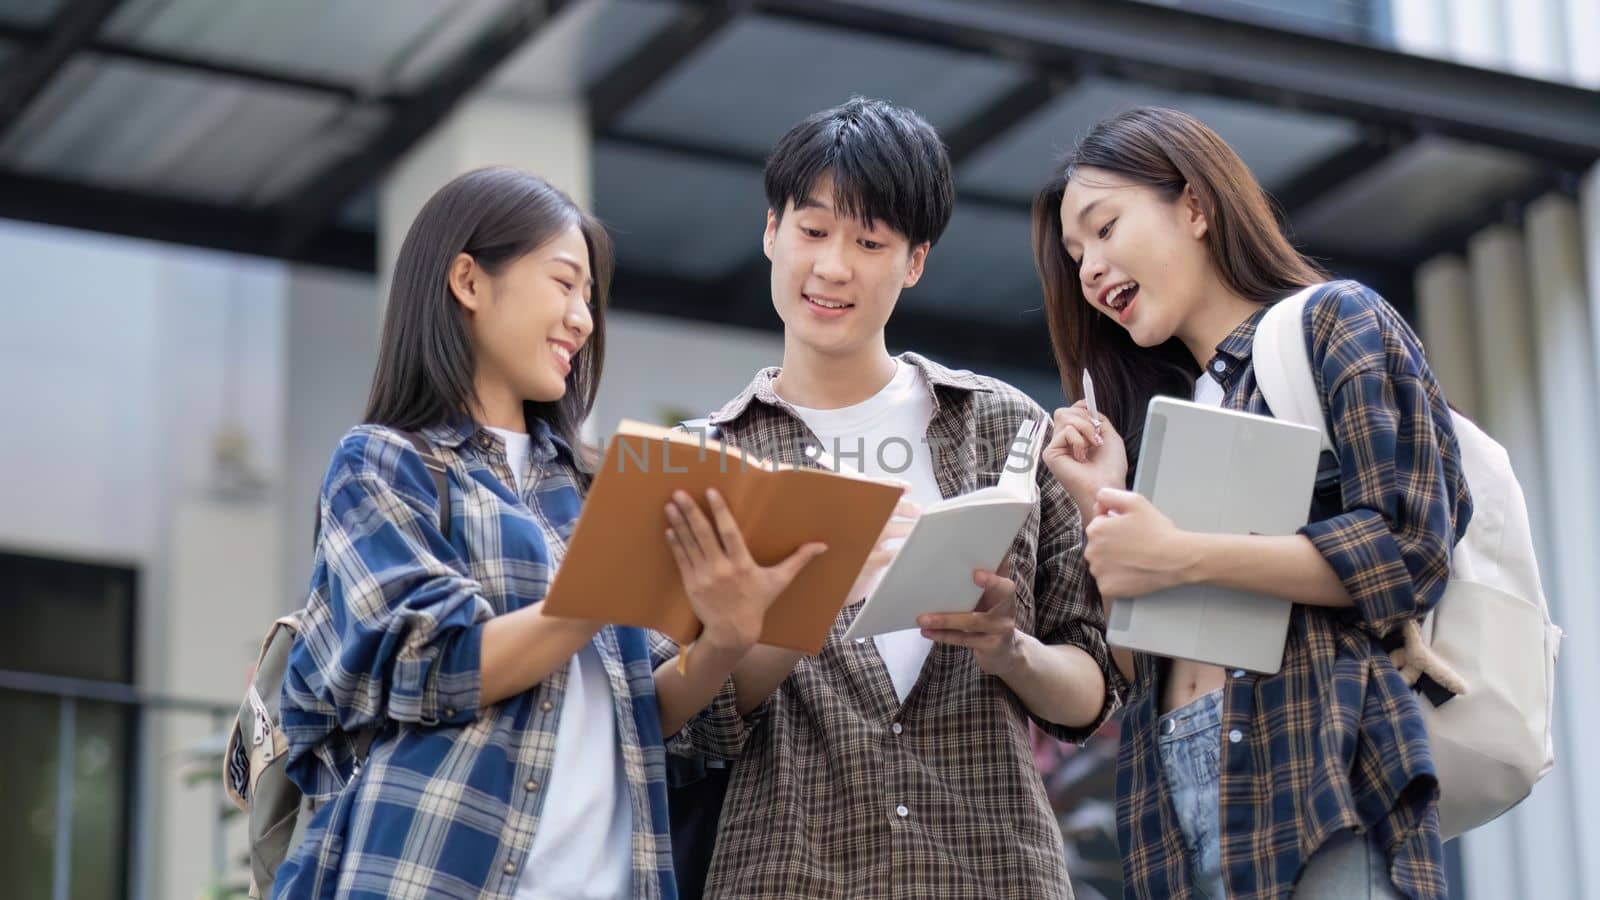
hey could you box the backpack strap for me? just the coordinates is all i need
[1252,283,1335,454]
[312,429,452,548]
[399,431,452,542]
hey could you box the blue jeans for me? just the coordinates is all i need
[1157,690,1404,899]
[1157,690,1227,900]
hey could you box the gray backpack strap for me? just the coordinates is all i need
[398,431,452,542]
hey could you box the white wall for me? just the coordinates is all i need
[281,266,381,610]
[589,310,787,438]
[0,218,287,687]
[0,218,356,900]
[0,220,166,567]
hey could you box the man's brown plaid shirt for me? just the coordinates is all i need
[650,352,1117,899]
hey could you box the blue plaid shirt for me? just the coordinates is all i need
[274,419,676,899]
[1115,281,1472,900]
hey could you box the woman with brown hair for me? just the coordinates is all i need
[1034,108,1471,899]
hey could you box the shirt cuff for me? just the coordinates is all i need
[1029,621,1119,745]
[667,674,765,761]
[400,621,484,726]
[1301,509,1416,637]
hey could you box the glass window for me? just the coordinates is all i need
[0,551,136,900]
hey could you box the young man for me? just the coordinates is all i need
[652,98,1116,899]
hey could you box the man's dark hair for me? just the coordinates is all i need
[764,96,954,248]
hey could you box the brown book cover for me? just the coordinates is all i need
[542,420,904,653]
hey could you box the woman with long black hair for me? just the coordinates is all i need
[274,167,824,899]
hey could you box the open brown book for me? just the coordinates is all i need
[542,420,905,653]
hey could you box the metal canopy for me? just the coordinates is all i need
[1,0,1595,374]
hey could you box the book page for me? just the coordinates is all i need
[842,418,1044,640]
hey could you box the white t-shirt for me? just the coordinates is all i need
[1193,372,1225,406]
[785,361,942,704]
[490,425,535,496]
[488,427,634,900]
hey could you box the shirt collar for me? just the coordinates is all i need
[1204,305,1271,390]
[707,351,992,427]
[420,413,567,464]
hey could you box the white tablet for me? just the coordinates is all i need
[1105,396,1323,673]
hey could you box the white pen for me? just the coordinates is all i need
[1081,368,1101,431]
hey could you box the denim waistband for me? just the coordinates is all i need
[1157,689,1223,744]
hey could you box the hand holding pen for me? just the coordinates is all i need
[1042,369,1129,519]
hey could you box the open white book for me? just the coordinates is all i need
[842,418,1046,641]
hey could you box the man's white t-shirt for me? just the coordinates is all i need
[488,427,633,900]
[785,361,943,704]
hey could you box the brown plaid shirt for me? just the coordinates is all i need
[649,352,1117,899]
[1115,281,1472,900]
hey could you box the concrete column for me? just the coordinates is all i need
[1465,226,1550,532]
[159,500,281,899]
[1390,0,1450,57]
[1502,0,1569,81]
[1524,193,1599,900]
[147,252,288,900]
[1448,0,1507,69]
[378,93,592,311]
[1414,255,1481,419]
[1564,0,1600,86]
[1455,226,1531,899]
[1457,223,1561,899]
[1584,164,1600,396]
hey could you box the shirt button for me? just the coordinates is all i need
[895,804,909,818]
[1229,729,1244,743]
[443,707,457,718]
[1213,360,1226,373]
[525,779,539,791]
[891,722,903,735]
[540,700,554,713]
[503,862,516,875]
[1232,669,1247,678]
[855,637,867,644]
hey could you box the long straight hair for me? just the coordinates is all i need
[364,167,611,456]
[1031,107,1327,475]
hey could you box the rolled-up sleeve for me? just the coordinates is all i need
[648,629,764,760]
[1298,290,1464,639]
[1030,449,1119,743]
[283,432,491,782]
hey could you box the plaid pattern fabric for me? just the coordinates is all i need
[275,419,675,900]
[651,352,1117,899]
[1115,281,1472,900]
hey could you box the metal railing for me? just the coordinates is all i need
[0,668,238,900]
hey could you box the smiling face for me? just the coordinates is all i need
[1057,166,1214,349]
[763,171,928,358]
[451,221,595,421]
